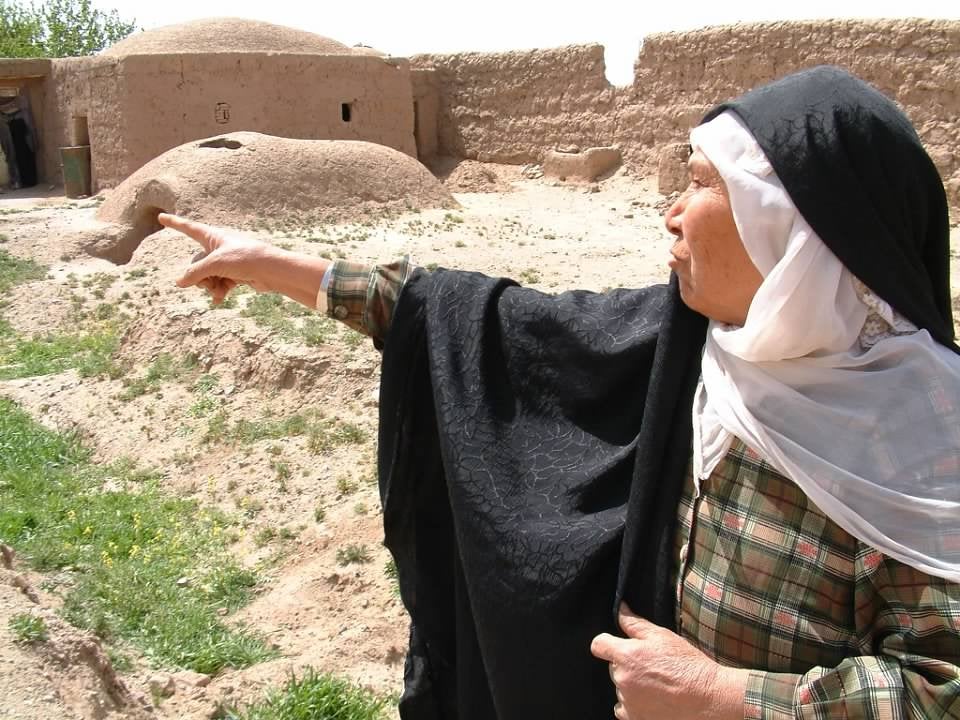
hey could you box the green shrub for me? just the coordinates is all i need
[9,613,47,644]
[235,668,388,720]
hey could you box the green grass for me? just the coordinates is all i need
[193,373,219,394]
[211,294,239,310]
[384,559,400,598]
[240,294,340,347]
[241,293,311,339]
[0,324,121,380]
[308,419,366,454]
[8,613,48,644]
[119,353,195,401]
[189,394,220,418]
[519,268,542,284]
[80,272,117,298]
[335,544,372,566]
[302,318,336,347]
[336,476,358,497]
[0,249,47,295]
[0,399,274,674]
[0,250,123,381]
[203,410,366,453]
[230,668,388,720]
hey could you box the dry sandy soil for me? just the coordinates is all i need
[0,162,957,719]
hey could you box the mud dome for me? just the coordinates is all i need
[101,17,356,56]
[91,133,457,263]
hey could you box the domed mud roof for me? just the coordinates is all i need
[89,132,456,264]
[102,17,356,56]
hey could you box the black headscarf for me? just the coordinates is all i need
[377,66,953,720]
[704,65,956,351]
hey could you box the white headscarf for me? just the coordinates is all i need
[691,111,960,583]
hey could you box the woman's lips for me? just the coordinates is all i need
[668,239,683,270]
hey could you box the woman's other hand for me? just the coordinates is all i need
[590,603,748,720]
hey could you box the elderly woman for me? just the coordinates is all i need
[163,66,960,719]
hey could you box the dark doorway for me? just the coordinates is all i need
[1,91,38,189]
[8,117,36,187]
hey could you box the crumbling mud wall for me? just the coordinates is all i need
[623,18,960,205]
[411,45,617,164]
[414,19,960,205]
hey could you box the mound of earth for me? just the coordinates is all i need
[91,133,457,263]
[428,157,519,193]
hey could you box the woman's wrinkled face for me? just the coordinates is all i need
[664,149,763,327]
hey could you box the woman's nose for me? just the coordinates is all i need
[664,196,683,237]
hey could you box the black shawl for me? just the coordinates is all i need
[379,272,706,719]
[377,66,953,720]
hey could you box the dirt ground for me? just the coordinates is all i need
[0,162,957,719]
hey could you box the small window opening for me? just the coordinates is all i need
[341,102,352,122]
[72,116,89,146]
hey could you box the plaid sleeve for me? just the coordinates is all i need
[318,257,415,341]
[744,551,960,720]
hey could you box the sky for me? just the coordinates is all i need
[91,0,959,85]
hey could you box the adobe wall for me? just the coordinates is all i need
[46,56,124,190]
[51,53,416,190]
[96,53,416,189]
[410,45,616,163]
[413,19,960,205]
[623,19,960,204]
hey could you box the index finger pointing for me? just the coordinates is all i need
[158,213,216,251]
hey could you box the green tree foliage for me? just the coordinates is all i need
[0,0,136,58]
[0,0,43,57]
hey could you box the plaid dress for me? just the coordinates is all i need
[676,440,960,719]
[322,261,960,719]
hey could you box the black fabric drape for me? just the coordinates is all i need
[379,269,706,719]
[704,65,956,352]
